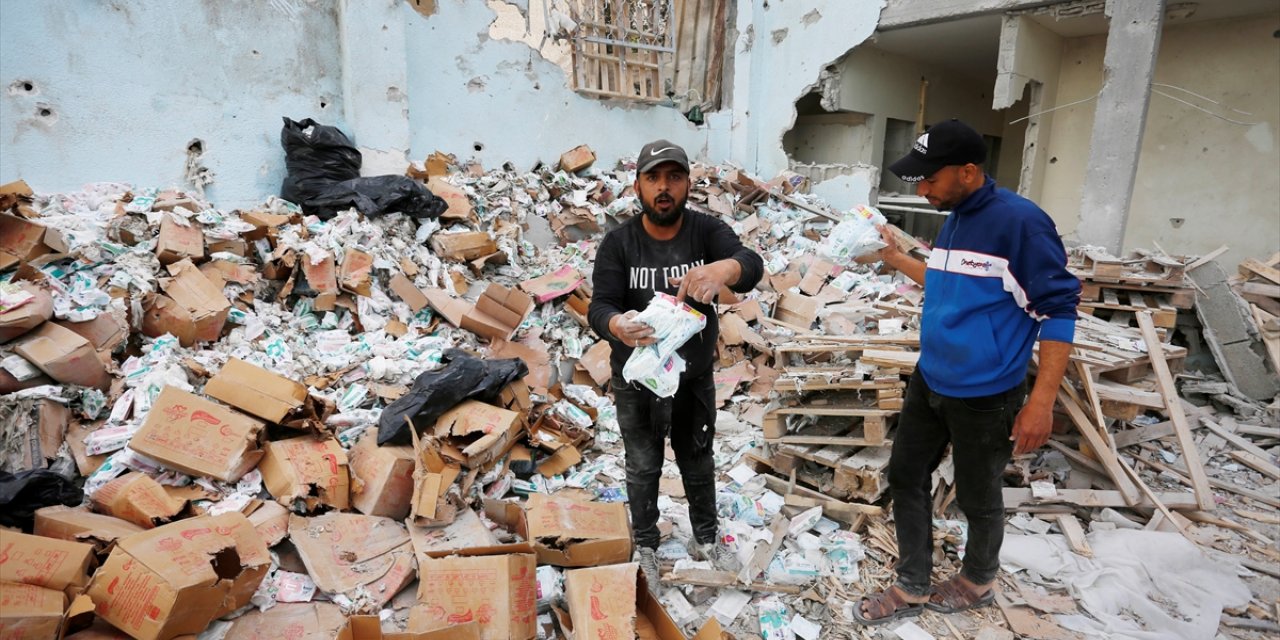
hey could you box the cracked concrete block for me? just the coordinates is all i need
[1219,341,1279,400]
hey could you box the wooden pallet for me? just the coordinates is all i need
[750,440,892,503]
[1078,289,1178,328]
[1079,280,1195,310]
[762,405,895,445]
[771,371,905,409]
[1072,251,1189,286]
[1059,314,1188,383]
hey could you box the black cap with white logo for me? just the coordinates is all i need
[637,139,691,174]
[888,119,987,183]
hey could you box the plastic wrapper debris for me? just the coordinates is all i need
[819,530,866,581]
[757,595,793,640]
[621,293,706,397]
[376,348,528,445]
[535,565,563,613]
[0,468,83,532]
[819,205,887,263]
[766,550,820,586]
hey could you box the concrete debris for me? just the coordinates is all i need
[0,158,1277,640]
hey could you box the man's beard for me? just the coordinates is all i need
[641,195,687,227]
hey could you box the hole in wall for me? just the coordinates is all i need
[37,107,52,117]
[8,80,37,95]
[319,100,328,109]
[187,139,205,154]
[22,81,33,91]
[473,143,484,152]
[1050,156,1058,164]
[1169,217,1185,228]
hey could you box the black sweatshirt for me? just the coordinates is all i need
[588,210,764,381]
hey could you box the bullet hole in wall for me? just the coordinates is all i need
[8,80,37,95]
[474,143,484,152]
[1050,157,1058,164]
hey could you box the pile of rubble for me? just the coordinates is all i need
[0,142,1277,640]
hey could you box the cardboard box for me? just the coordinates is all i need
[128,386,265,482]
[258,436,350,511]
[0,531,95,597]
[57,312,128,354]
[63,618,133,639]
[0,281,53,342]
[224,602,347,640]
[559,145,596,173]
[155,213,205,264]
[204,357,307,423]
[558,564,723,640]
[139,293,198,346]
[11,321,112,390]
[414,545,538,640]
[774,291,820,329]
[446,283,533,342]
[90,471,186,529]
[390,272,430,312]
[520,493,632,567]
[339,248,374,296]
[433,400,524,469]
[426,177,474,221]
[408,433,463,525]
[34,505,146,555]
[342,615,481,640]
[0,581,65,640]
[85,512,270,640]
[430,231,497,262]
[408,509,499,560]
[348,430,416,519]
[288,513,415,609]
[518,265,584,304]
[0,213,51,270]
[0,179,33,209]
[156,259,230,345]
[246,501,290,548]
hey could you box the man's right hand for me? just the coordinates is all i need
[610,311,656,348]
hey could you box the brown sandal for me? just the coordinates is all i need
[851,586,925,625]
[926,576,996,613]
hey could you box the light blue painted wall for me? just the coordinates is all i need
[0,0,345,207]
[401,1,705,173]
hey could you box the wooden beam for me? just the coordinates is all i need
[1228,451,1280,480]
[1200,418,1277,463]
[663,568,801,594]
[738,515,789,585]
[1003,487,1199,510]
[1134,451,1280,509]
[1056,388,1142,505]
[767,436,891,447]
[1055,514,1092,557]
[1137,311,1216,510]
[1186,245,1229,271]
[1239,258,1280,285]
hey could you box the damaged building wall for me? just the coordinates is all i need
[402,1,706,173]
[0,0,345,207]
[719,1,884,211]
[831,45,1025,194]
[1039,13,1280,265]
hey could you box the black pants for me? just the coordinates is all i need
[614,373,718,550]
[888,370,1026,596]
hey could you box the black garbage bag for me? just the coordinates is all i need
[280,117,362,208]
[378,349,529,446]
[308,175,449,221]
[0,469,83,532]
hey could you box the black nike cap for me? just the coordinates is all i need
[888,119,987,182]
[637,139,691,174]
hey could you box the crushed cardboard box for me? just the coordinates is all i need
[490,494,632,567]
[11,320,112,390]
[413,543,538,640]
[0,531,96,598]
[129,386,265,482]
[348,429,416,519]
[223,602,347,640]
[287,512,415,611]
[0,580,66,640]
[259,435,351,511]
[85,512,270,640]
[204,357,307,423]
[90,471,186,529]
[33,506,146,556]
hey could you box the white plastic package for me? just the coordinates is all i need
[621,293,706,397]
[819,205,888,263]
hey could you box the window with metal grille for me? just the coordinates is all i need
[555,0,727,111]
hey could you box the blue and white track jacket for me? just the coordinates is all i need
[918,178,1080,398]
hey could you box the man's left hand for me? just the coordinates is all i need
[672,261,737,305]
[1010,401,1053,455]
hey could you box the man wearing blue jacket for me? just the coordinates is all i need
[855,119,1079,624]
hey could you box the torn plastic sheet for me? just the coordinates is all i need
[1000,530,1251,640]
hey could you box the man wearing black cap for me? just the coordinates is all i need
[588,140,764,591]
[853,120,1079,623]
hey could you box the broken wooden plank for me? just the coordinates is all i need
[1002,487,1198,510]
[1056,387,1142,505]
[1136,311,1216,511]
[1228,450,1280,480]
[770,436,891,447]
[781,491,882,520]
[663,568,802,594]
[1238,258,1280,285]
[1055,514,1092,557]
[738,514,790,585]
[1135,451,1280,509]
[1200,418,1277,464]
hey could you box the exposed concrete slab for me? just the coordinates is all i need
[994,15,1063,199]
[879,0,1061,30]
[1075,0,1166,254]
[1190,261,1280,401]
